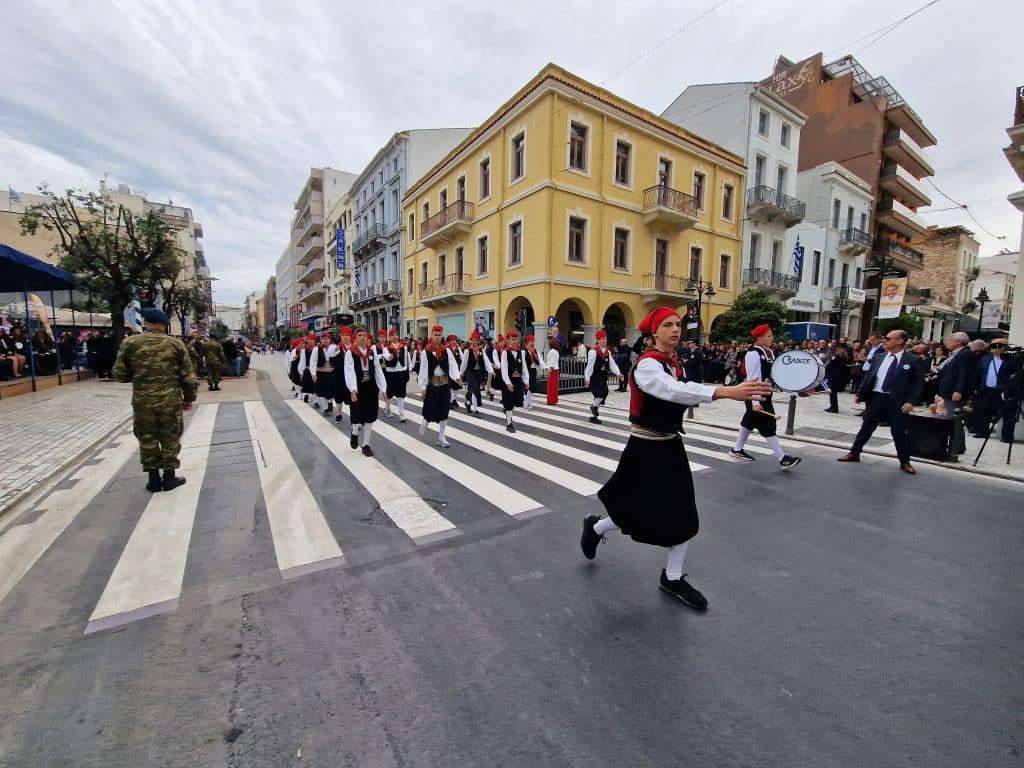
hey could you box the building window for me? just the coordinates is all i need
[780,122,791,148]
[440,189,448,210]
[477,235,488,276]
[613,227,629,271]
[846,205,854,233]
[776,164,787,192]
[439,252,447,282]
[423,202,430,224]
[860,212,868,233]
[812,250,822,286]
[841,263,849,288]
[614,141,631,185]
[480,157,491,199]
[655,239,669,274]
[832,199,841,229]
[748,232,761,271]
[391,191,399,226]
[658,157,672,188]
[754,155,766,187]
[457,176,466,202]
[827,258,836,288]
[420,262,428,289]
[719,254,731,289]
[692,171,705,209]
[511,133,526,181]
[569,123,588,171]
[758,109,770,136]
[722,184,734,220]
[855,267,863,288]
[689,246,702,281]
[407,267,413,295]
[771,239,782,273]
[408,213,415,241]
[568,217,587,264]
[508,221,522,266]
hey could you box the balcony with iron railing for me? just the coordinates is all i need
[745,186,806,227]
[421,201,475,247]
[741,268,801,294]
[640,272,689,303]
[641,186,697,230]
[876,197,929,240]
[350,279,402,307]
[419,273,470,308]
[879,163,932,209]
[351,223,388,258]
[882,128,935,179]
[873,237,925,271]
[839,227,872,256]
[295,235,324,266]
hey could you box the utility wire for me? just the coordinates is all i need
[924,178,1007,241]
[601,0,728,85]
[826,0,942,57]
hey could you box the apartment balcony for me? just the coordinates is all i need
[885,103,938,149]
[744,185,806,227]
[352,223,388,258]
[419,273,470,308]
[1004,87,1024,182]
[297,282,326,302]
[876,197,929,240]
[421,201,475,247]
[741,268,800,296]
[197,265,211,279]
[640,272,690,303]
[298,260,325,284]
[293,213,324,243]
[882,128,935,180]
[350,279,402,308]
[838,227,872,256]
[295,235,324,266]
[874,238,925,273]
[879,163,932,209]
[641,186,698,230]
[295,189,324,219]
[300,302,326,322]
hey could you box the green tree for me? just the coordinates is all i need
[878,314,923,340]
[710,289,788,344]
[20,185,184,344]
[161,272,209,333]
[208,318,230,339]
[60,296,111,313]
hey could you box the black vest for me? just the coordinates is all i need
[629,356,685,433]
[469,349,487,371]
[505,349,524,377]
[593,349,610,374]
[425,347,448,377]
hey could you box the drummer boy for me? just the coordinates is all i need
[728,324,802,469]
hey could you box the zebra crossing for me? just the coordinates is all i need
[1,394,797,636]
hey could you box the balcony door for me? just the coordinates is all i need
[658,158,672,192]
[455,247,464,289]
[438,253,447,283]
[457,176,466,203]
[654,239,669,289]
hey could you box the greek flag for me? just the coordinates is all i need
[8,187,21,203]
[791,236,803,277]
[354,270,361,289]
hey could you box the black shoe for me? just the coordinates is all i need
[362,445,373,457]
[350,433,359,450]
[728,448,756,462]
[506,424,516,433]
[590,405,598,417]
[473,410,482,418]
[303,394,309,403]
[823,408,839,413]
[313,402,321,410]
[161,470,186,492]
[335,413,344,423]
[145,470,163,492]
[325,404,333,415]
[589,416,601,424]
[779,455,801,469]
[580,514,603,560]
[659,571,708,611]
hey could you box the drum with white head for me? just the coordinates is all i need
[770,350,826,393]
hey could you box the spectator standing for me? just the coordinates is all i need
[613,338,632,392]
[222,336,240,377]
[970,337,1020,441]
[824,345,851,412]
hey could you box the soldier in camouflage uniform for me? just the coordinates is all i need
[187,332,206,378]
[112,308,198,492]
[203,334,226,391]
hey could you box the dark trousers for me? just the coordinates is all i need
[851,393,911,463]
[972,388,1017,441]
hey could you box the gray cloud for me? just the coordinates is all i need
[3,0,1022,302]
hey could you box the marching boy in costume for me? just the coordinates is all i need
[330,326,353,423]
[580,306,773,609]
[499,330,529,433]
[344,327,388,457]
[523,334,546,410]
[382,328,409,422]
[460,331,494,417]
[584,329,623,424]
[418,325,462,448]
[446,334,464,408]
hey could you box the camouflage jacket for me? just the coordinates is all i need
[202,339,226,365]
[112,330,198,405]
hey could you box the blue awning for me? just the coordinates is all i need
[0,243,77,292]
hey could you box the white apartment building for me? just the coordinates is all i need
[323,187,355,329]
[788,162,873,337]
[213,303,243,331]
[662,82,808,300]
[275,243,295,331]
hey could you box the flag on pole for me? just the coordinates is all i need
[791,236,803,277]
[8,187,21,203]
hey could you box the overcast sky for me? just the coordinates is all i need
[3,0,1022,303]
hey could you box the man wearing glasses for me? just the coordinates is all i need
[971,338,1020,442]
[837,329,926,474]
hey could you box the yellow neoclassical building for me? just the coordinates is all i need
[402,64,746,344]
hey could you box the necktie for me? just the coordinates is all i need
[881,354,899,393]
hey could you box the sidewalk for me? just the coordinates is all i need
[561,386,1024,482]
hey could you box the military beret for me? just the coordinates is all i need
[142,308,170,325]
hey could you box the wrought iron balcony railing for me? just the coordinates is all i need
[420,273,470,300]
[744,185,806,219]
[641,272,688,293]
[421,201,475,240]
[742,267,801,292]
[642,186,697,217]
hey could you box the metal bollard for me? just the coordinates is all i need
[785,394,797,436]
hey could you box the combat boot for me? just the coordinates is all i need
[162,469,186,491]
[146,470,163,492]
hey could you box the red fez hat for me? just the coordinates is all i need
[496,335,505,342]
[751,324,772,338]
[431,325,443,333]
[340,326,352,335]
[506,330,520,339]
[595,329,607,341]
[377,329,387,337]
[470,332,481,340]
[446,334,458,342]
[638,306,679,336]
[388,327,398,335]
[525,334,535,342]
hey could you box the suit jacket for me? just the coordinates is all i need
[936,348,971,400]
[974,354,1021,394]
[856,350,926,406]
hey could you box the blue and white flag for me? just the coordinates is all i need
[354,270,361,289]
[791,236,803,277]
[8,187,21,203]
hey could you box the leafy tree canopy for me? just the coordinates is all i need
[878,313,924,340]
[710,290,788,344]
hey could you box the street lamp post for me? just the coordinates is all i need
[832,284,852,340]
[862,254,901,332]
[975,287,990,334]
[683,279,716,343]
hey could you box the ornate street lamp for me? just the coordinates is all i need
[975,287,990,334]
[683,279,715,342]
[831,284,854,340]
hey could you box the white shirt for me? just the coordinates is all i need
[544,348,560,371]
[634,357,716,406]
[743,346,773,382]
[500,348,530,389]
[344,345,387,392]
[872,350,904,393]
[460,347,494,376]
[862,343,883,371]
[584,347,621,381]
[417,346,461,389]
[985,356,1002,388]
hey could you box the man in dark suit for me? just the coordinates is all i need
[838,329,927,474]
[970,337,1020,442]
[935,332,972,408]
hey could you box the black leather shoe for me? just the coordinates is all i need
[580,515,603,560]
[161,470,186,491]
[146,470,163,492]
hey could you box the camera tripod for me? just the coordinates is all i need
[972,395,1022,466]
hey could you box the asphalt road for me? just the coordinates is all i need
[1,373,1021,767]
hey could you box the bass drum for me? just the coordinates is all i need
[770,350,826,393]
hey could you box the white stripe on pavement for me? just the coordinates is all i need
[286,401,458,545]
[85,404,220,635]
[370,419,542,518]
[246,401,346,578]
[0,430,138,608]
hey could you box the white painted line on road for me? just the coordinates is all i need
[370,419,541,518]
[85,404,219,635]
[0,430,137,608]
[286,400,458,545]
[246,401,346,578]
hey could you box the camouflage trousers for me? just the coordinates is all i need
[133,405,184,470]
[206,366,221,388]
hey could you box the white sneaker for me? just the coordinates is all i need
[418,421,427,437]
[436,438,451,448]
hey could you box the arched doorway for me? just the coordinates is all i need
[502,297,535,336]
[600,303,635,346]
[554,298,591,345]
